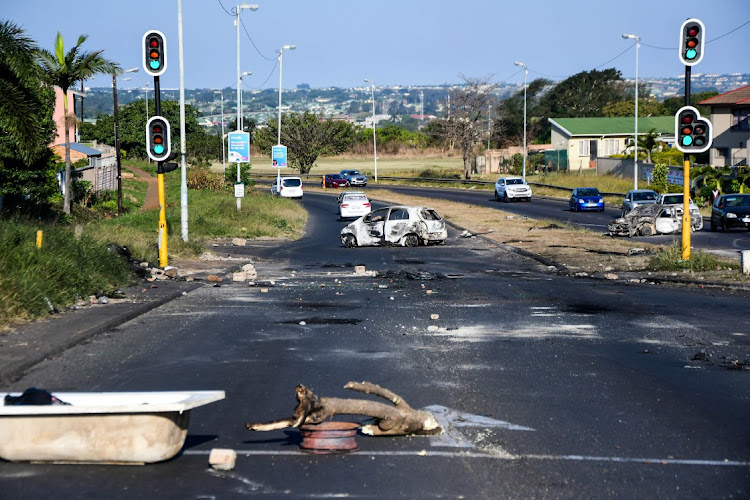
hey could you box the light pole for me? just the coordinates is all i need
[277,44,296,145]
[514,61,528,181]
[143,82,151,164]
[113,67,139,215]
[364,79,378,182]
[214,90,226,172]
[239,71,252,131]
[235,3,259,132]
[622,33,640,190]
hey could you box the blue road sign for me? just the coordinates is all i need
[228,131,250,163]
[272,145,287,168]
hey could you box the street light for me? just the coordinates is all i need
[236,3,259,132]
[114,67,139,215]
[239,71,252,131]
[214,90,226,172]
[142,82,151,164]
[277,44,295,144]
[514,61,528,181]
[622,33,640,190]
[364,79,378,182]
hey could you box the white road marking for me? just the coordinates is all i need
[182,450,750,467]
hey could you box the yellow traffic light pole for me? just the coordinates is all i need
[158,168,168,267]
[681,154,691,261]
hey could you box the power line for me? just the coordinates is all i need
[593,43,634,69]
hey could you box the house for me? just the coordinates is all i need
[699,85,750,166]
[51,142,117,194]
[548,116,674,172]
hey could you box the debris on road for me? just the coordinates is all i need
[209,448,237,470]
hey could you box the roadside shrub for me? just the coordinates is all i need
[418,168,461,180]
[224,163,254,187]
[187,165,226,191]
[647,244,735,272]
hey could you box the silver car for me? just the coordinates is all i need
[340,206,447,247]
[621,189,657,216]
[340,169,368,187]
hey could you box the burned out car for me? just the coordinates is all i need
[340,206,447,247]
[608,203,702,237]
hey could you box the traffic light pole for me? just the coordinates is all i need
[681,65,691,261]
[153,74,169,267]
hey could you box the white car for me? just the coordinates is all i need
[340,205,447,248]
[337,191,371,220]
[655,193,703,230]
[271,176,303,199]
[494,176,532,202]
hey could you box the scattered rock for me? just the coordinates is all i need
[231,238,247,247]
[354,265,367,275]
[604,273,619,280]
[208,448,237,471]
[692,351,710,362]
[430,314,439,320]
[427,325,439,331]
[164,268,178,279]
[232,272,247,282]
[242,263,258,280]
[207,275,223,283]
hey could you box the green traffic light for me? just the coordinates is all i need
[682,136,693,146]
[154,145,164,154]
[685,48,697,60]
[150,60,160,70]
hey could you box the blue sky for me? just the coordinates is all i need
[5,0,749,91]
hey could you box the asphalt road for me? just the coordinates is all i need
[2,191,749,498]
[365,184,750,256]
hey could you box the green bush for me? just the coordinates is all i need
[648,244,735,272]
[188,165,227,191]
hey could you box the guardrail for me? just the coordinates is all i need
[247,173,626,197]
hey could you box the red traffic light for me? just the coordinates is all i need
[149,38,159,48]
[687,26,699,37]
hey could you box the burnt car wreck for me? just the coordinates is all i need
[340,206,448,247]
[608,204,702,237]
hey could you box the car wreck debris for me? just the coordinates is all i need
[246,381,443,436]
[608,204,701,237]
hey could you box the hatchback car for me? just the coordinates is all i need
[621,189,658,216]
[710,194,750,232]
[323,174,350,188]
[338,191,371,220]
[270,176,303,199]
[656,193,703,230]
[569,187,604,212]
[340,169,368,187]
[340,206,447,247]
[494,176,532,202]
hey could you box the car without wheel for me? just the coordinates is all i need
[711,194,750,232]
[569,187,604,212]
[494,176,532,202]
[340,206,447,248]
[338,191,371,220]
[655,193,703,230]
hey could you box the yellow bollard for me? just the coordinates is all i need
[36,230,43,249]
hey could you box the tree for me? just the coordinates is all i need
[662,91,718,117]
[255,112,355,174]
[435,76,497,179]
[37,32,118,214]
[494,77,551,148]
[540,68,626,119]
[637,128,660,163]
[603,98,667,118]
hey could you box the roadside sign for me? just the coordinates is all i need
[272,144,287,168]
[234,183,245,198]
[228,131,250,163]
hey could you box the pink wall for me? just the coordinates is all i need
[51,87,78,147]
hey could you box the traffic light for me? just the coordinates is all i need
[679,18,704,66]
[146,116,171,162]
[142,30,167,76]
[675,106,712,153]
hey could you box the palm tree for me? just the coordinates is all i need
[637,128,659,164]
[37,32,118,214]
[0,20,46,163]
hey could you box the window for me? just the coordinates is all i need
[578,140,589,157]
[388,209,409,221]
[732,108,749,130]
[602,139,620,156]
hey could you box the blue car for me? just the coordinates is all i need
[569,187,605,212]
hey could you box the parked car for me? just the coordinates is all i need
[609,204,689,237]
[569,187,604,212]
[340,206,447,247]
[323,174,350,188]
[270,176,303,199]
[338,191,371,220]
[710,194,750,232]
[655,193,703,230]
[494,176,532,202]
[621,189,658,216]
[340,169,368,187]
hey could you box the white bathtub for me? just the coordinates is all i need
[0,390,225,464]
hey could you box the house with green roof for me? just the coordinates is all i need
[548,116,674,171]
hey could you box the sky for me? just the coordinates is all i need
[4,0,749,92]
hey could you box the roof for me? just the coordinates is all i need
[699,84,750,105]
[549,116,674,137]
[53,142,103,157]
